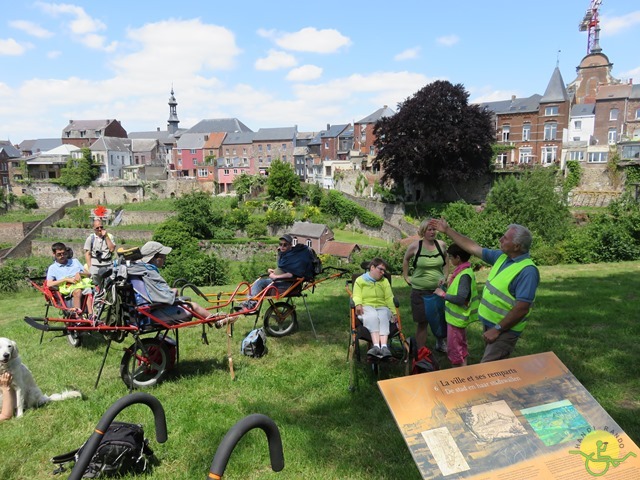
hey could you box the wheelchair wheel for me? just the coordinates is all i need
[67,332,82,348]
[120,338,169,388]
[263,302,297,337]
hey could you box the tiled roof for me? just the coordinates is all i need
[253,127,297,141]
[90,136,130,152]
[0,141,21,158]
[63,119,117,132]
[128,130,182,143]
[321,124,349,138]
[596,84,633,100]
[540,67,569,103]
[356,105,395,124]
[131,139,159,152]
[187,118,253,134]
[222,131,255,145]
[204,132,226,148]
[571,104,596,116]
[18,138,61,154]
[176,133,207,149]
[478,94,542,114]
[289,221,331,238]
[321,241,359,258]
[630,84,640,100]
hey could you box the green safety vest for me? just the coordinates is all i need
[444,268,479,328]
[478,254,537,332]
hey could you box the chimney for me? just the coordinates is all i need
[327,124,331,131]
[383,105,388,108]
[511,95,516,101]
[157,127,160,132]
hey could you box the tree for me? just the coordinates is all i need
[374,80,494,189]
[266,159,303,200]
[174,191,223,239]
[56,147,100,188]
[233,173,265,200]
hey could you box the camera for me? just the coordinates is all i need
[94,251,107,262]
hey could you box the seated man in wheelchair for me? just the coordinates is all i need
[46,242,93,315]
[238,234,314,311]
[352,258,397,360]
[125,241,212,319]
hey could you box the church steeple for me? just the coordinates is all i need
[167,87,180,134]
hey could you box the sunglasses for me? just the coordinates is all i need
[279,242,290,247]
[94,226,104,231]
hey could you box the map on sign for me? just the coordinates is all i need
[378,352,640,479]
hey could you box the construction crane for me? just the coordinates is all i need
[579,0,603,54]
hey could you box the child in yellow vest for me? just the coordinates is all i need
[434,244,479,367]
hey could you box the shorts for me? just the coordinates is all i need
[481,326,520,362]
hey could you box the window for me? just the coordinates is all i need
[622,145,640,159]
[541,146,557,164]
[574,120,582,130]
[191,149,197,154]
[636,108,640,120]
[267,144,271,151]
[192,158,198,166]
[501,125,510,142]
[223,169,230,175]
[259,156,263,164]
[545,106,558,116]
[324,142,328,149]
[544,122,557,141]
[258,145,263,152]
[282,155,286,163]
[519,148,533,164]
[573,137,581,141]
[198,169,208,177]
[370,146,375,156]
[282,143,286,150]
[588,152,608,163]
[634,128,640,139]
[522,124,531,141]
[608,128,617,144]
[306,239,312,247]
[267,155,272,163]
[568,151,584,161]
[233,169,238,174]
[496,153,508,166]
[610,108,619,121]
[243,148,247,155]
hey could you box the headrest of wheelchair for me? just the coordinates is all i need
[117,246,143,261]
[360,260,371,270]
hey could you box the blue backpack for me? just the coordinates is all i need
[241,328,267,358]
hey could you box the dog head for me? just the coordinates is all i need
[0,337,19,372]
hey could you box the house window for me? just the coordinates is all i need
[190,149,196,154]
[370,146,375,156]
[496,153,508,167]
[243,148,247,155]
[545,106,558,116]
[232,149,236,155]
[233,169,238,174]
[225,148,230,155]
[267,144,271,151]
[541,146,557,164]
[259,156,263,164]
[519,148,532,164]
[267,155,272,163]
[306,239,312,247]
[608,128,617,144]
[281,143,286,150]
[544,122,557,141]
[258,145,263,152]
[198,169,208,177]
[292,237,298,246]
[192,158,198,166]
[622,145,640,159]
[634,128,640,139]
[588,152,608,163]
[501,125,510,142]
[522,124,531,141]
[568,151,585,161]
[282,155,286,163]
[223,169,230,175]
[636,108,640,120]
[574,120,582,130]
[610,108,619,121]
[324,142,328,149]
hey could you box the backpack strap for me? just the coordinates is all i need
[51,448,80,475]
[412,240,423,270]
[434,239,446,264]
[412,239,446,270]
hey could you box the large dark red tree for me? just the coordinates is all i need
[373,80,494,189]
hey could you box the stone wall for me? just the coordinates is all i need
[41,227,154,244]
[118,211,174,226]
[25,179,216,209]
[0,221,40,243]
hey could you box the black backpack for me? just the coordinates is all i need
[52,421,154,478]
[308,247,322,278]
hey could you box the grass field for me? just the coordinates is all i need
[0,261,639,478]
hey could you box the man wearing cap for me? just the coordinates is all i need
[240,234,314,311]
[127,241,212,318]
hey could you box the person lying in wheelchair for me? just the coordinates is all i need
[238,234,314,311]
[46,242,93,316]
[126,241,212,320]
[352,258,397,360]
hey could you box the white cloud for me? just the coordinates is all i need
[436,35,460,47]
[9,20,54,38]
[255,50,297,71]
[0,38,31,56]
[286,65,322,82]
[47,50,62,59]
[618,66,640,81]
[36,2,117,51]
[394,47,420,61]
[600,11,640,35]
[469,87,519,104]
[264,27,351,53]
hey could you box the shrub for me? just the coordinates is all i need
[17,195,38,210]
[246,219,268,239]
[237,252,275,283]
[153,218,197,250]
[0,257,50,292]
[163,244,229,286]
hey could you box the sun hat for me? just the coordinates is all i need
[140,241,172,263]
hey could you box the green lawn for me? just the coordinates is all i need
[333,228,392,247]
[0,261,639,478]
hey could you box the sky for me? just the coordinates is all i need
[1,1,639,143]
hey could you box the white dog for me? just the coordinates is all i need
[0,337,82,417]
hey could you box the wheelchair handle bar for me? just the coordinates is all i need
[69,393,168,480]
[208,413,284,479]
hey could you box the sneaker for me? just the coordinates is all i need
[435,338,448,353]
[367,345,382,358]
[380,346,392,359]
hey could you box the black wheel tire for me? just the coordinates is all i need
[263,302,297,337]
[120,338,169,389]
[67,332,82,348]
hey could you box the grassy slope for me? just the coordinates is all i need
[0,262,638,478]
